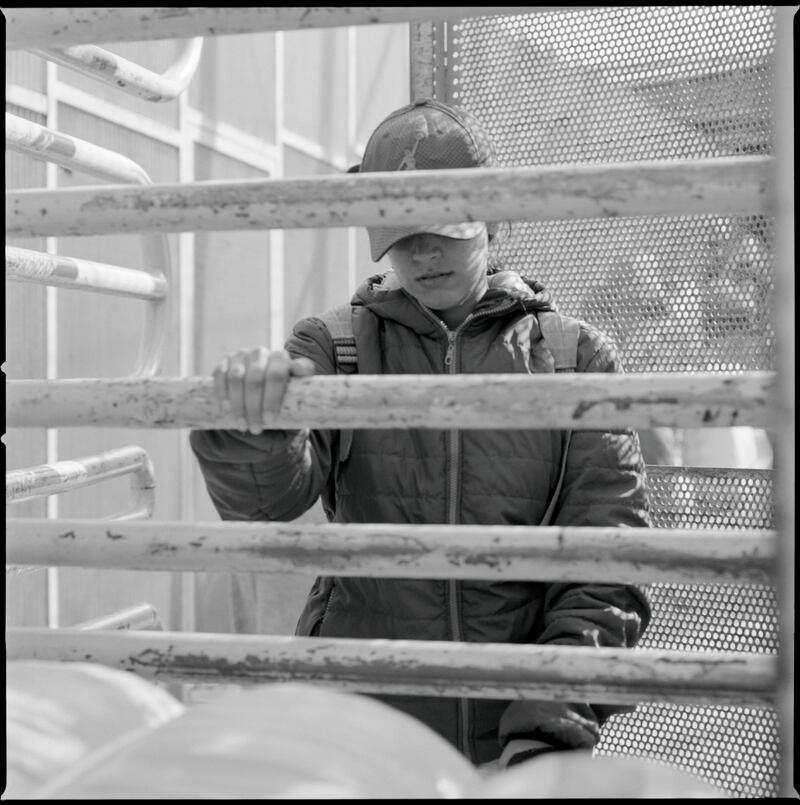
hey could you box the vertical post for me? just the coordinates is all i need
[45,57,60,629]
[346,24,358,292]
[409,21,447,101]
[176,85,196,633]
[772,6,795,798]
[269,30,286,348]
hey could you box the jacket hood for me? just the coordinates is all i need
[351,268,557,333]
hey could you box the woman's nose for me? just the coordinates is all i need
[410,235,441,262]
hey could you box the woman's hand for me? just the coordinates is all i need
[212,347,315,434]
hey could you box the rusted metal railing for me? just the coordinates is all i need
[73,603,163,631]
[5,519,775,586]
[5,157,773,239]
[32,38,203,102]
[5,372,775,431]
[6,445,156,520]
[4,7,559,49]
[4,628,777,708]
[5,113,171,377]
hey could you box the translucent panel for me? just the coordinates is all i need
[282,146,353,331]
[283,28,349,158]
[354,24,411,148]
[5,50,47,93]
[58,103,180,183]
[193,143,271,370]
[188,33,277,141]
[443,7,778,797]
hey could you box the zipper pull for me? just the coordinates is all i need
[444,333,456,367]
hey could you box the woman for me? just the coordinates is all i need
[190,98,651,768]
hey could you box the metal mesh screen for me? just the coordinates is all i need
[444,7,779,797]
[448,5,775,375]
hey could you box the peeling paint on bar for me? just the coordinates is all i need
[5,446,154,516]
[6,373,776,430]
[5,113,151,184]
[5,158,773,238]
[32,38,203,103]
[6,519,776,585]
[6,246,167,300]
[6,628,777,707]
[6,8,563,49]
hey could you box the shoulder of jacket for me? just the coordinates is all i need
[575,318,623,373]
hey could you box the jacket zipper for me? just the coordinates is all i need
[443,326,470,761]
[419,298,518,762]
[320,581,337,629]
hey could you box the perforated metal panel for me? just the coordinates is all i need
[447,6,776,375]
[611,467,779,797]
[442,7,779,797]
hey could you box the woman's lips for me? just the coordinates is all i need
[417,271,452,285]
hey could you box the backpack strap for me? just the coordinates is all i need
[317,303,358,373]
[537,311,581,373]
[536,310,581,523]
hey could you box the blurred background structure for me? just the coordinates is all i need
[5,6,794,799]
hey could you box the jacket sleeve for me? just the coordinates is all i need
[189,317,341,523]
[499,324,652,752]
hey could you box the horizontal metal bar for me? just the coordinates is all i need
[5,372,776,430]
[6,445,154,505]
[74,602,162,631]
[33,38,203,102]
[5,7,567,49]
[5,157,772,239]
[5,112,151,184]
[6,519,776,585]
[6,246,167,300]
[5,628,777,707]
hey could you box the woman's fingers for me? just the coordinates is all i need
[224,351,249,431]
[261,350,292,421]
[243,347,271,433]
[212,349,316,433]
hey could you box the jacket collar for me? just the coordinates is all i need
[353,268,556,333]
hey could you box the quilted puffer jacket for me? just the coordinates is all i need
[190,268,652,765]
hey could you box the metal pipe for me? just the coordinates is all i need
[74,602,162,631]
[32,38,203,102]
[5,112,171,377]
[5,518,775,586]
[6,372,776,431]
[5,627,778,708]
[5,112,150,184]
[6,8,574,49]
[5,445,155,521]
[5,157,773,239]
[6,245,167,300]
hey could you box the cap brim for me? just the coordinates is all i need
[368,221,486,262]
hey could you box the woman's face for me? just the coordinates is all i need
[387,227,489,328]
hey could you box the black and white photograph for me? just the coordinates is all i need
[5,6,795,799]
